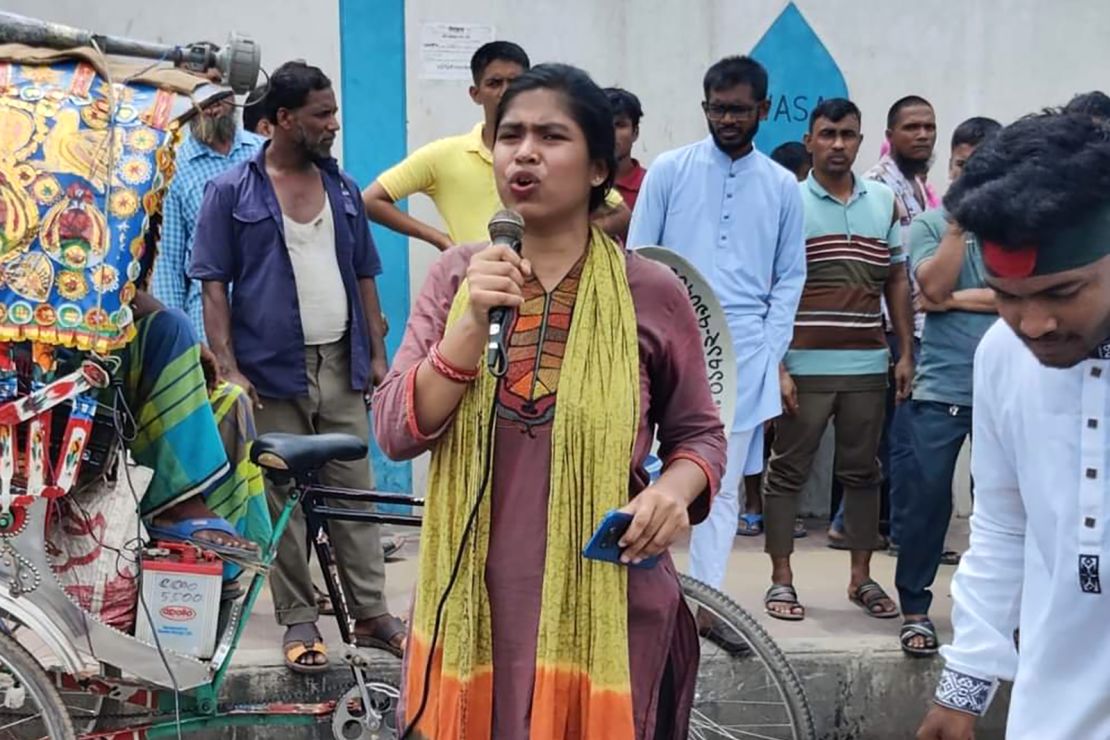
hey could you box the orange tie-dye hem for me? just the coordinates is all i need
[402,634,634,740]
[402,632,493,740]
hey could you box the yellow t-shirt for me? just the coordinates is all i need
[377,122,624,245]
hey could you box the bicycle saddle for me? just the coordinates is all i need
[251,433,367,473]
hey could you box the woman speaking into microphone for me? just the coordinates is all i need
[374,63,726,740]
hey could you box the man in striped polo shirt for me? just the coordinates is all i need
[762,98,915,621]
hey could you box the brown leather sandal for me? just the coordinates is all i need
[352,614,407,657]
[283,623,329,674]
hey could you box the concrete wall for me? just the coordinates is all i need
[402,0,1109,167]
[401,0,1110,285]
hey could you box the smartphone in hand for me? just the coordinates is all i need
[582,510,659,569]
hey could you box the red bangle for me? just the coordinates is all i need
[427,342,479,384]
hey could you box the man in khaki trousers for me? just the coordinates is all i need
[190,61,404,672]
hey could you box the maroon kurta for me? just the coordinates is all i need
[374,244,727,739]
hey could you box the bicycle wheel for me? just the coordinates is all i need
[681,574,815,740]
[1,614,105,735]
[0,630,75,739]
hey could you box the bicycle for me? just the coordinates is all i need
[0,427,813,739]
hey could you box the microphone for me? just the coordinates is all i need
[486,209,525,376]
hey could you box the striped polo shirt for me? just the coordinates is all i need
[784,172,903,388]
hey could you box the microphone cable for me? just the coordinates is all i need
[400,370,503,739]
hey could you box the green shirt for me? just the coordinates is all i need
[909,208,997,407]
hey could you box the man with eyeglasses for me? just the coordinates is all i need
[628,56,806,632]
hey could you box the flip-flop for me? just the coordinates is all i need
[764,583,805,621]
[284,623,329,674]
[850,579,900,619]
[146,516,262,564]
[351,614,407,658]
[736,513,764,537]
[826,527,850,550]
[900,618,939,657]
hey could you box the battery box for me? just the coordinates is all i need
[134,542,223,660]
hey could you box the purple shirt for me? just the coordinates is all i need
[188,144,382,399]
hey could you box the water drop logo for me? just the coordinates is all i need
[751,3,849,154]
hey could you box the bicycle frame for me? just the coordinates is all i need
[0,467,423,737]
[302,482,423,648]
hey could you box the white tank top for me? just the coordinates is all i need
[282,193,349,345]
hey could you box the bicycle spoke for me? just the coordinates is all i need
[0,711,44,732]
[684,575,813,740]
[0,632,76,738]
[689,710,795,740]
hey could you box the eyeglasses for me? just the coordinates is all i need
[702,102,758,122]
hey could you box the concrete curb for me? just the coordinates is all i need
[218,640,1010,739]
[778,638,1009,739]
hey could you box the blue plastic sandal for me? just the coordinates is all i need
[146,516,262,580]
[736,513,764,537]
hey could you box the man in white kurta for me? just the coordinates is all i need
[918,111,1110,739]
[628,56,805,592]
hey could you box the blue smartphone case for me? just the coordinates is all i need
[582,510,660,569]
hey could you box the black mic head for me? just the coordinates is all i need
[488,209,525,245]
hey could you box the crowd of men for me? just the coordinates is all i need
[148,36,1110,736]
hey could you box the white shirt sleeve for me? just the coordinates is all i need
[936,326,1026,716]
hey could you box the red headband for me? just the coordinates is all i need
[982,240,1037,278]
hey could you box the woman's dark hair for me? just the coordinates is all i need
[495,63,616,213]
[944,110,1110,247]
[604,87,643,127]
[264,61,331,123]
[950,116,1001,150]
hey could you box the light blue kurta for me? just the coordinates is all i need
[628,137,806,432]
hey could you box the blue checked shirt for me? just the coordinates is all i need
[154,128,264,340]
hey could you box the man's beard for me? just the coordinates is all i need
[191,111,237,146]
[295,122,331,159]
[893,149,933,177]
[708,118,759,155]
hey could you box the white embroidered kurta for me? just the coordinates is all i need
[936,319,1110,738]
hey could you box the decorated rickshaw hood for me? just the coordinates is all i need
[0,43,229,352]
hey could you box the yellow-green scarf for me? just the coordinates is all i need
[403,228,641,739]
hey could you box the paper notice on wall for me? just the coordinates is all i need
[420,22,495,80]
